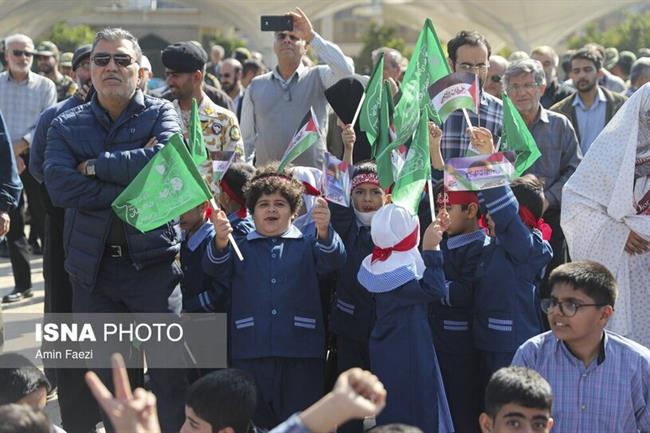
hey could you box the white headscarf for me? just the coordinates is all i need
[358,204,425,293]
[561,83,650,343]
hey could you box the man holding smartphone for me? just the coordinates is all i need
[241,7,354,167]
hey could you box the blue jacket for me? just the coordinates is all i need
[43,90,183,291]
[203,224,346,360]
[328,202,375,342]
[430,229,486,354]
[181,221,229,313]
[0,110,22,212]
[30,95,84,183]
[227,211,255,239]
[474,186,553,352]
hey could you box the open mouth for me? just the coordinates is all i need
[265,216,279,222]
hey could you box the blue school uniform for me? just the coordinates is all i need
[474,186,552,383]
[202,224,346,428]
[180,221,229,313]
[431,229,486,433]
[227,211,255,239]
[359,251,450,433]
[328,203,375,373]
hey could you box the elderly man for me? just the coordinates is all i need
[551,47,627,155]
[505,58,581,278]
[530,45,573,108]
[0,33,56,303]
[627,57,650,97]
[372,47,403,82]
[43,28,187,433]
[484,55,508,99]
[241,8,354,167]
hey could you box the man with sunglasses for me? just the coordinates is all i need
[512,261,650,432]
[240,7,354,167]
[483,55,508,99]
[43,28,188,433]
[0,33,56,304]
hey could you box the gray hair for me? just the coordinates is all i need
[630,57,650,87]
[91,28,142,63]
[4,33,33,48]
[505,59,547,87]
[372,47,402,69]
[211,44,224,57]
[531,45,559,66]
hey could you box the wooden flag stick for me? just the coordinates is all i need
[462,108,476,139]
[210,198,244,261]
[350,92,366,128]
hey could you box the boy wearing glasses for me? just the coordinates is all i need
[512,261,650,432]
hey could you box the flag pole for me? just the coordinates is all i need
[210,198,244,261]
[462,108,477,141]
[350,92,366,128]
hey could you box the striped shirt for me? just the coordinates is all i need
[512,330,650,432]
[0,71,56,145]
[441,91,503,161]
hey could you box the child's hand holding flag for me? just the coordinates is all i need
[311,197,331,241]
[467,127,495,154]
[423,218,444,251]
[211,209,233,250]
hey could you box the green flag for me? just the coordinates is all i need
[358,52,384,148]
[391,109,431,215]
[500,92,541,176]
[393,19,450,145]
[189,98,208,165]
[376,81,395,189]
[112,133,212,233]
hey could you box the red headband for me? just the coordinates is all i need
[519,205,552,241]
[219,180,247,218]
[371,225,419,263]
[436,190,479,207]
[351,172,380,191]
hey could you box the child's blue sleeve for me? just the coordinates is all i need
[182,281,229,313]
[478,185,539,264]
[202,237,235,284]
[328,200,354,241]
[443,243,482,308]
[313,224,347,275]
[421,250,448,301]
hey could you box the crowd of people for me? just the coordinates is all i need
[1,6,650,433]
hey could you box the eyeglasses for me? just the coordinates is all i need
[91,53,135,68]
[457,63,488,72]
[12,49,34,58]
[276,32,299,42]
[540,298,608,317]
[489,75,503,83]
[506,83,540,92]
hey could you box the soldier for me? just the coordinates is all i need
[35,41,77,101]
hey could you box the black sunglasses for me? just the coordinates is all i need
[276,32,299,42]
[490,75,503,83]
[12,49,34,57]
[91,53,135,68]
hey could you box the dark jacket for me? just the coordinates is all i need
[43,90,182,291]
[550,86,627,143]
[0,110,23,213]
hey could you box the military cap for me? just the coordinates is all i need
[36,41,59,57]
[161,41,207,73]
[60,52,73,67]
[72,44,92,70]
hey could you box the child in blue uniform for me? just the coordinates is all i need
[431,185,486,433]
[218,162,256,238]
[474,174,553,390]
[203,165,346,429]
[357,204,452,433]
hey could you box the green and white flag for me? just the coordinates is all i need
[112,133,212,232]
[500,92,541,176]
[393,19,450,146]
[391,109,431,215]
[359,52,384,149]
[278,107,320,171]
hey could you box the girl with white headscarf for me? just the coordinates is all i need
[562,83,650,347]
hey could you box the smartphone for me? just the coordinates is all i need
[260,15,293,32]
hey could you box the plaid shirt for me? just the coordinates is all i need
[512,330,650,433]
[441,91,503,161]
[0,71,56,145]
